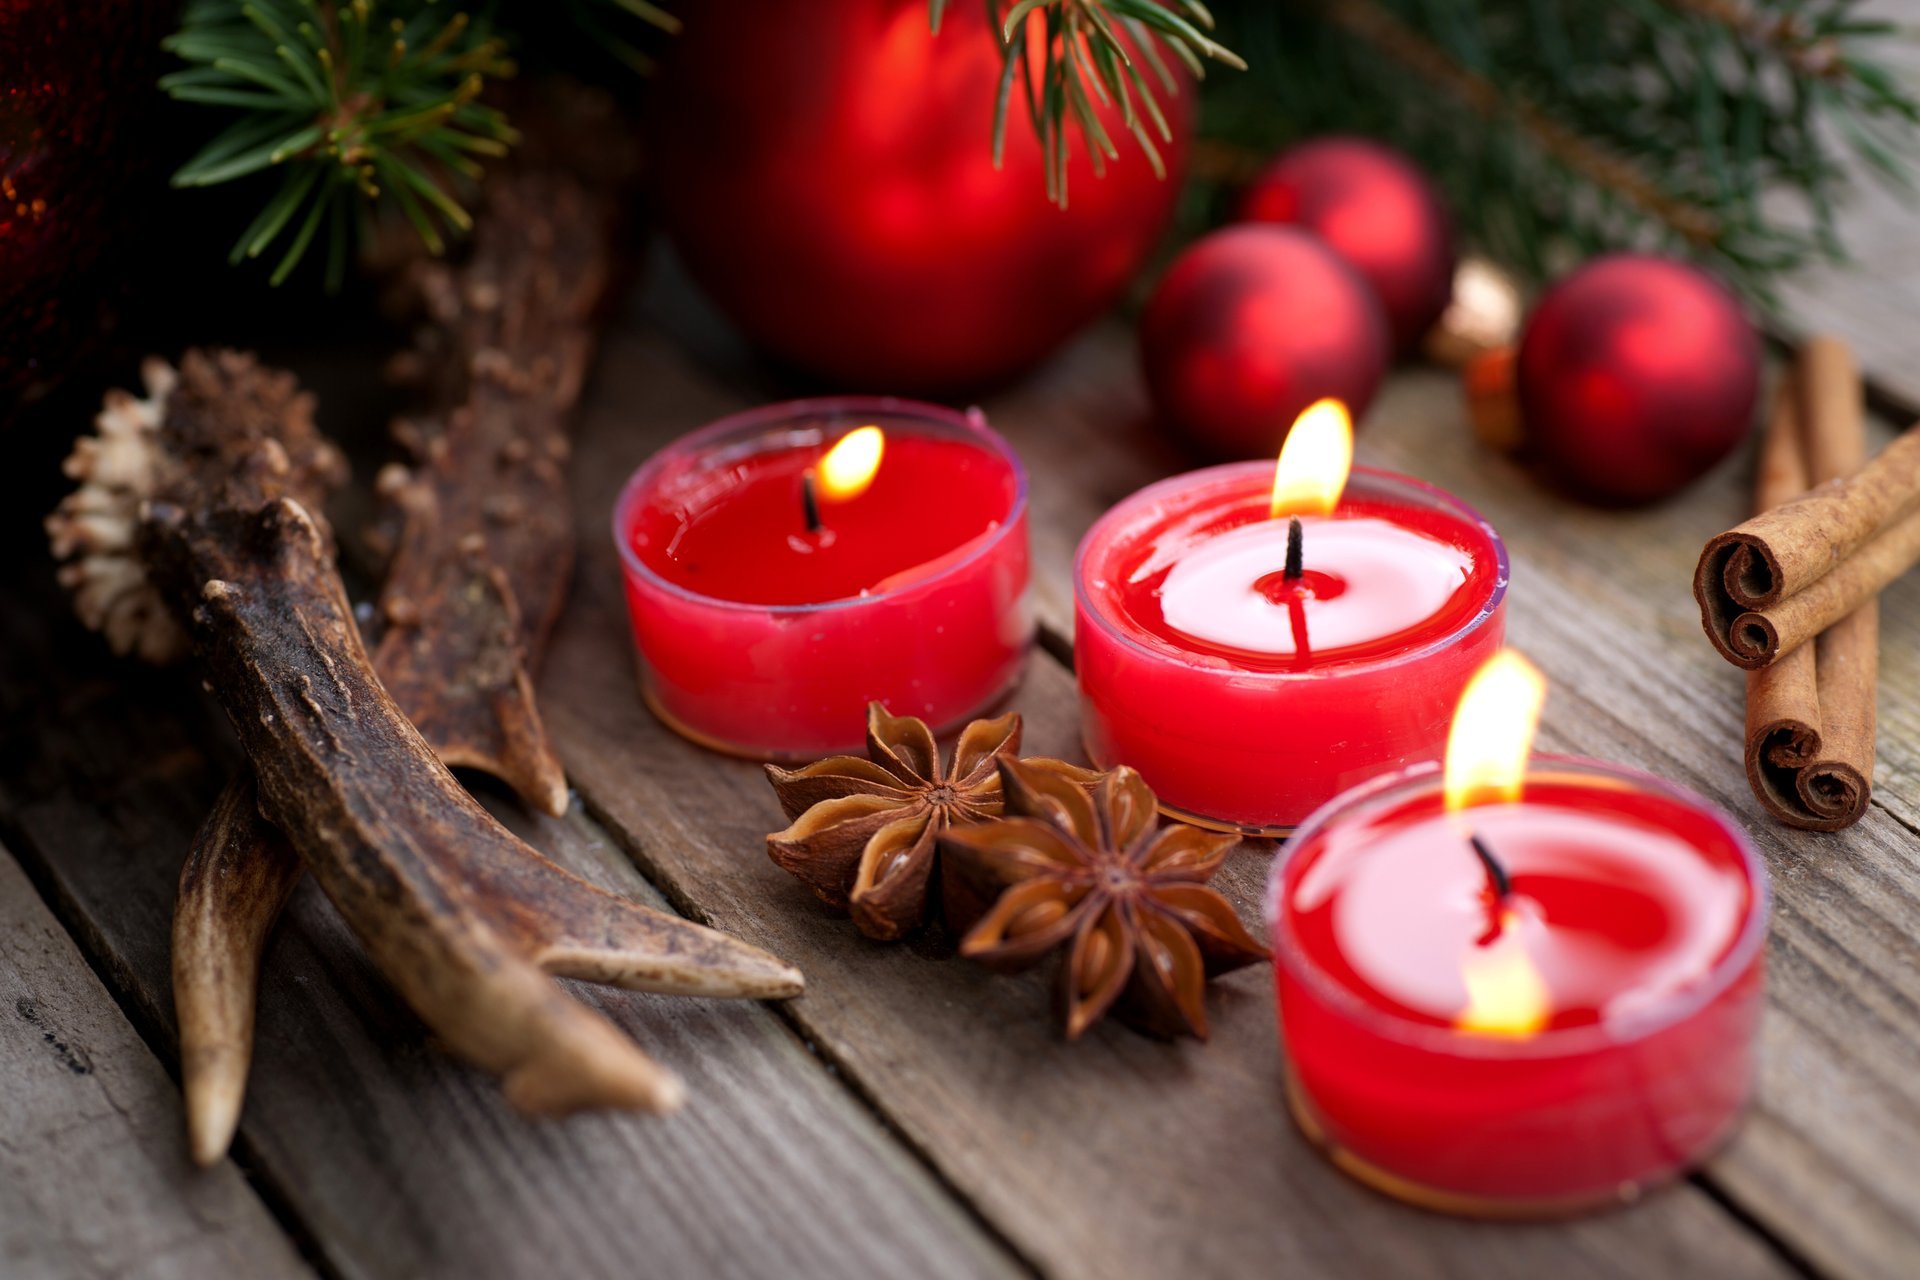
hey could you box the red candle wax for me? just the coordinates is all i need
[1269,760,1768,1213]
[629,434,1016,605]
[1075,464,1507,832]
[614,399,1032,758]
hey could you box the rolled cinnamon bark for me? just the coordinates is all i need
[1720,511,1919,668]
[1696,370,1920,668]
[1742,337,1876,830]
[1743,381,1821,791]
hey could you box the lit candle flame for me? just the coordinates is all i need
[1269,399,1354,519]
[818,426,886,502]
[1444,650,1547,812]
[1457,911,1551,1037]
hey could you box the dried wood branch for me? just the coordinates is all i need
[368,92,634,817]
[53,351,803,1161]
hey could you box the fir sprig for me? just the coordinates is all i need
[1198,0,1920,304]
[163,0,516,287]
[933,0,1245,206]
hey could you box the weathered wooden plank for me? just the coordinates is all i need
[0,841,311,1280]
[543,313,1799,1280]
[0,484,1021,1280]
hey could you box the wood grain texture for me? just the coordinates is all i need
[539,311,1799,1280]
[0,841,310,1280]
[0,505,1017,1280]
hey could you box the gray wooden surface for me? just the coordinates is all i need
[0,842,309,1280]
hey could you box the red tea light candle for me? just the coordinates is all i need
[1267,654,1769,1215]
[1074,401,1507,833]
[613,398,1032,759]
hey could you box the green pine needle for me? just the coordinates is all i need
[164,0,516,286]
[1194,0,1920,306]
[973,1,1242,207]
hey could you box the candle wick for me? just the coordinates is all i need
[1468,831,1512,900]
[802,471,823,535]
[1283,517,1304,581]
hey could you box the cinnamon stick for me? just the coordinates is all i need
[1696,378,1920,668]
[1742,338,1876,830]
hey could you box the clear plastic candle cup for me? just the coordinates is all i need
[613,398,1032,759]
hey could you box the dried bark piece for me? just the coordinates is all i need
[366,85,642,815]
[54,350,804,1151]
[940,762,1266,1041]
[765,703,1095,941]
[369,159,620,818]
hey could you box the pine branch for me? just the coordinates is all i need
[1319,1,1723,248]
[164,0,516,286]
[953,1,1245,207]
[1197,0,1920,303]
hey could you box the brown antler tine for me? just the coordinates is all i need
[58,352,801,1130]
[173,774,302,1167]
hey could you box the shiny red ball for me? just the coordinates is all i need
[1238,137,1455,352]
[1517,254,1761,506]
[1140,225,1390,459]
[651,0,1191,393]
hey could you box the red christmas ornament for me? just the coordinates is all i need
[1140,225,1390,459]
[1512,253,1761,506]
[1,0,174,414]
[1238,137,1455,353]
[650,0,1191,393]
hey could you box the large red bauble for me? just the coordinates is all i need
[1140,225,1390,459]
[1517,254,1760,506]
[1,0,175,415]
[650,0,1191,392]
[1238,137,1455,353]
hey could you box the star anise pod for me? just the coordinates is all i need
[939,760,1267,1040]
[764,703,1094,941]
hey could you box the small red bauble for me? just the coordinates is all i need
[1238,137,1455,353]
[1140,225,1390,459]
[1516,254,1761,506]
[650,0,1191,393]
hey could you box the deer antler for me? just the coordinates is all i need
[173,775,302,1167]
[165,103,635,1157]
[53,351,803,1162]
